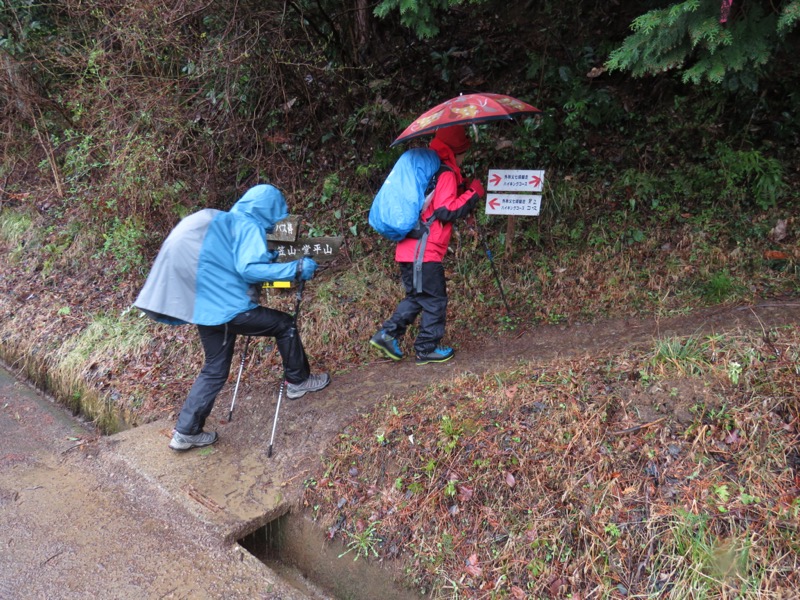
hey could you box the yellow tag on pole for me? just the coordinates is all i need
[262,281,292,289]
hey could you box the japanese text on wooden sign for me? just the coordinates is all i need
[267,216,300,242]
[262,217,342,288]
[484,169,545,216]
[268,236,343,264]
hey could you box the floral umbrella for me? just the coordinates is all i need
[391,92,540,147]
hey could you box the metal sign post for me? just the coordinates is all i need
[485,194,542,216]
[487,169,545,192]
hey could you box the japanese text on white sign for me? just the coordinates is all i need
[485,194,541,216]
[487,169,545,193]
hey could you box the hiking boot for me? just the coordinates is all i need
[169,430,219,452]
[286,373,331,399]
[369,330,403,361]
[415,346,455,365]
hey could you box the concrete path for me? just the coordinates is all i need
[0,369,326,600]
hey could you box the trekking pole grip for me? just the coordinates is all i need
[295,251,313,307]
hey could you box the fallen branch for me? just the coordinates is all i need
[281,469,310,487]
[42,549,65,566]
[609,417,666,436]
[182,484,223,512]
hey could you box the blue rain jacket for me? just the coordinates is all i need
[134,184,299,326]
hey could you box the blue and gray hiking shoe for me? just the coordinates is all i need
[169,430,219,451]
[415,346,455,365]
[286,373,331,399]
[369,330,403,361]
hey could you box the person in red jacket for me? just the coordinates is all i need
[370,125,485,364]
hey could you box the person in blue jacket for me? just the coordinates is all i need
[135,184,330,451]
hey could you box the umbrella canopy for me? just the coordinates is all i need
[391,93,540,147]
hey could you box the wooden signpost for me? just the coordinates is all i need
[268,237,343,264]
[267,215,301,242]
[264,216,343,288]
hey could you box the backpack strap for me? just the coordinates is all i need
[422,165,453,211]
[412,223,432,293]
[406,164,453,240]
[411,165,452,292]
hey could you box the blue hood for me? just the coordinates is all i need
[135,183,301,326]
[229,184,288,232]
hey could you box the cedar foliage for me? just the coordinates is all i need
[606,0,800,89]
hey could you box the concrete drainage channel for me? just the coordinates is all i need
[2,363,420,599]
[238,512,424,600]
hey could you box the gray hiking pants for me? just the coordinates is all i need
[175,307,310,435]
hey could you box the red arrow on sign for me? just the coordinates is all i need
[488,197,500,210]
[490,173,502,186]
[529,175,542,187]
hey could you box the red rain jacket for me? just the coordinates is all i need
[395,138,479,263]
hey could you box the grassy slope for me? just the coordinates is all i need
[3,190,796,429]
[303,323,800,598]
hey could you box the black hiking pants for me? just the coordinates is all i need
[382,262,448,355]
[175,306,310,435]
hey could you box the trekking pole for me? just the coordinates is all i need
[267,379,285,458]
[474,220,512,316]
[268,253,310,458]
[227,336,251,422]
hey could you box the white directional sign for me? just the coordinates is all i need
[487,169,545,192]
[485,194,541,216]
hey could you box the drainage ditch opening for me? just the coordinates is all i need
[238,512,423,600]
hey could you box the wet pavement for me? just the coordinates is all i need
[0,370,324,599]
